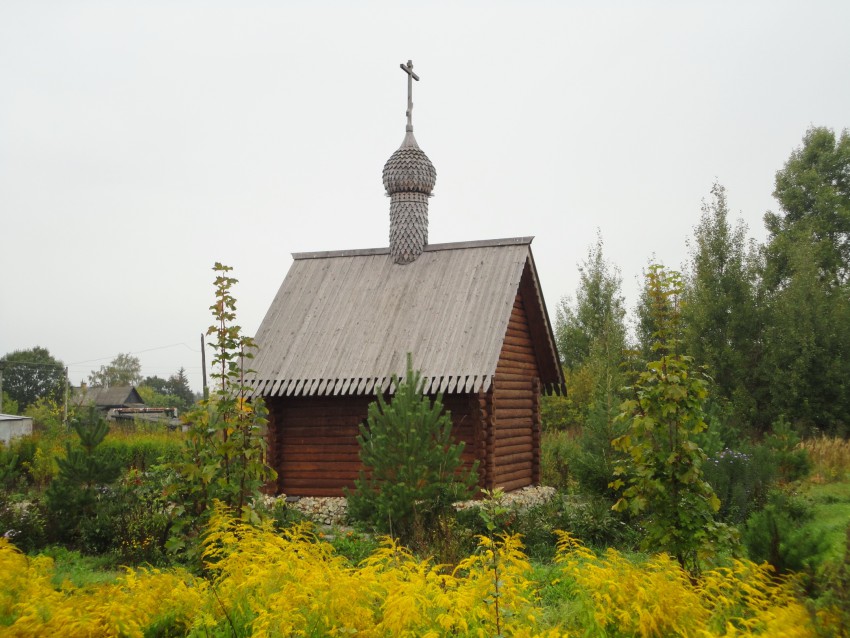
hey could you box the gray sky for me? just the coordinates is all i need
[2,1,849,393]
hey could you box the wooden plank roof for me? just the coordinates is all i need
[73,386,144,407]
[249,237,564,397]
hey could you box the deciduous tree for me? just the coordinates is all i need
[761,239,850,433]
[759,127,850,434]
[140,368,195,412]
[555,232,627,371]
[89,353,142,387]
[764,126,850,288]
[166,263,276,560]
[0,347,65,410]
[612,265,731,573]
[682,182,762,431]
[552,235,629,492]
[634,264,684,360]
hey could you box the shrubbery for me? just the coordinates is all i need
[743,490,831,576]
[539,430,577,491]
[0,497,46,553]
[703,446,776,524]
[95,432,183,472]
[0,411,185,561]
[0,505,837,636]
[456,492,637,562]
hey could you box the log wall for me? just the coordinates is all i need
[491,291,542,492]
[267,395,371,496]
[266,393,483,497]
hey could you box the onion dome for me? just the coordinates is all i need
[382,131,437,196]
[385,60,436,265]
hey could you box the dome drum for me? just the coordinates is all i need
[390,198,429,264]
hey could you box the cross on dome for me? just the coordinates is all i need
[400,60,419,133]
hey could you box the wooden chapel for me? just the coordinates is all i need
[249,61,565,496]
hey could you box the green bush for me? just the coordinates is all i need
[743,490,831,575]
[255,496,307,532]
[541,421,635,501]
[571,435,622,499]
[454,492,636,561]
[75,497,122,556]
[454,496,556,560]
[540,431,579,491]
[764,417,812,483]
[0,445,20,493]
[552,493,638,550]
[540,393,582,431]
[108,466,173,565]
[96,435,183,472]
[817,524,850,633]
[4,437,35,467]
[0,496,47,552]
[703,446,776,524]
[43,463,174,564]
[328,529,380,566]
[3,436,37,488]
[23,397,67,438]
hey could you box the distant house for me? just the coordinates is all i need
[72,385,182,427]
[0,414,33,445]
[73,385,145,411]
[248,62,565,497]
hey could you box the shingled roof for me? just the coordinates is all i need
[249,236,564,398]
[73,386,144,408]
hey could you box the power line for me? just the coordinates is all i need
[68,342,201,366]
[2,343,201,369]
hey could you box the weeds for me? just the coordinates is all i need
[802,436,850,483]
[1,504,841,636]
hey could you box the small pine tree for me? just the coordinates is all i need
[45,407,121,547]
[743,490,830,581]
[347,355,477,542]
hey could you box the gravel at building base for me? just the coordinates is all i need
[279,485,557,527]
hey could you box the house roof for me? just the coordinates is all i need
[249,237,564,398]
[73,386,144,407]
[0,414,33,422]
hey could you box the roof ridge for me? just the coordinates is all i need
[292,236,534,260]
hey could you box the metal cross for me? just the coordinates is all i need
[400,60,419,132]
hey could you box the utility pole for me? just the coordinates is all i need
[63,367,69,426]
[0,365,4,413]
[201,332,208,401]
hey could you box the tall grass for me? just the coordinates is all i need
[801,436,850,483]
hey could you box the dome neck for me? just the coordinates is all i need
[400,130,420,150]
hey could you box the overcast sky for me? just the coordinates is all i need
[2,1,849,394]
